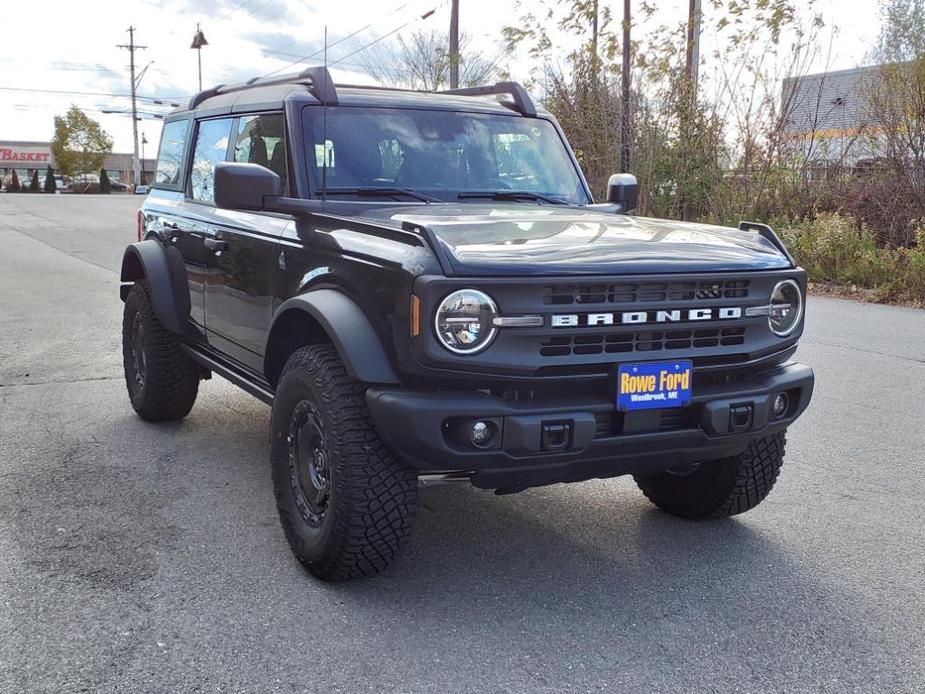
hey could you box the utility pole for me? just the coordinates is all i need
[591,0,599,60]
[449,0,459,89]
[141,133,148,184]
[682,0,701,221]
[620,0,631,173]
[118,26,146,190]
[190,23,209,91]
[685,0,702,102]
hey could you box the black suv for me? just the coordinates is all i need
[120,68,814,581]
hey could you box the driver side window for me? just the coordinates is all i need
[233,113,288,194]
[189,118,233,203]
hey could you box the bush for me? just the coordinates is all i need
[44,166,56,193]
[99,168,111,194]
[779,214,893,288]
[29,171,40,192]
[9,170,21,193]
[779,213,925,304]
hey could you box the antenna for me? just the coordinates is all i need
[321,26,329,209]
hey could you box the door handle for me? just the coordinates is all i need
[203,238,227,252]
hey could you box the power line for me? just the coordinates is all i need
[261,1,434,78]
[0,86,185,103]
[329,6,439,67]
[260,24,379,78]
[213,0,255,23]
[267,3,409,58]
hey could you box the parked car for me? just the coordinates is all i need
[120,68,814,581]
[41,175,69,192]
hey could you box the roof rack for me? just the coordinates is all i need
[187,66,338,110]
[440,81,536,117]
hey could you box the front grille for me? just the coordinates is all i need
[544,279,750,305]
[539,327,747,357]
[594,407,699,437]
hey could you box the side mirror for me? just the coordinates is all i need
[606,173,638,212]
[214,162,281,211]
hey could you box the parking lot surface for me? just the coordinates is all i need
[0,195,923,693]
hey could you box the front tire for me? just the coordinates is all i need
[270,344,417,581]
[122,281,199,421]
[634,431,786,519]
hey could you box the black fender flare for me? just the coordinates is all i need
[266,290,400,385]
[119,240,191,335]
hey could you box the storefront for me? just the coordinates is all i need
[0,141,53,179]
[0,140,155,184]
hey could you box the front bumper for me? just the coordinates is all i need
[366,362,814,491]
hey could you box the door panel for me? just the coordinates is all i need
[142,193,207,328]
[202,209,291,371]
[199,113,291,373]
[173,216,212,327]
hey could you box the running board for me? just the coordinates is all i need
[181,344,275,405]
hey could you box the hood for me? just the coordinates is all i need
[363,204,792,276]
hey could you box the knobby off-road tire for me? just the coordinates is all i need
[270,344,417,581]
[122,281,199,421]
[634,431,786,519]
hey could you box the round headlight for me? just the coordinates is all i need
[769,279,803,336]
[434,289,498,354]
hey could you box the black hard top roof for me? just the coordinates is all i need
[175,66,546,119]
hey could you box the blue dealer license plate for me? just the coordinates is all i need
[617,360,693,411]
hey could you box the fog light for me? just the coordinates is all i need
[772,392,789,419]
[470,420,495,447]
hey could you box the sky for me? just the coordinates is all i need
[0,0,883,154]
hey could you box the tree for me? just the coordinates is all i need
[29,170,40,192]
[51,105,113,178]
[9,170,21,193]
[44,165,56,193]
[866,0,925,246]
[505,0,822,219]
[360,30,499,91]
[99,167,112,194]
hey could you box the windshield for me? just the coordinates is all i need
[301,106,590,204]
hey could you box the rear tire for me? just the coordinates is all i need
[122,281,199,421]
[270,344,417,581]
[634,431,786,519]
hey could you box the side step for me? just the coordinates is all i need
[181,344,275,405]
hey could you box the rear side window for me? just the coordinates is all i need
[189,118,233,202]
[154,120,189,187]
[233,113,288,194]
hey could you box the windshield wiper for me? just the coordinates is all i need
[457,190,569,205]
[322,187,442,203]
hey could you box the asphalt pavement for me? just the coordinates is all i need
[0,194,923,693]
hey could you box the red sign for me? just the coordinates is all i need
[0,147,52,164]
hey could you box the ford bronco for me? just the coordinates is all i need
[120,68,814,581]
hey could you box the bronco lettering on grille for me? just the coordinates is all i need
[551,307,743,328]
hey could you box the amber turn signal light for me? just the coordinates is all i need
[410,294,421,337]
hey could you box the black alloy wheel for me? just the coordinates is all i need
[129,312,147,390]
[288,402,331,528]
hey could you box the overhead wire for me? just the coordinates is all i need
[260,0,437,78]
[329,3,442,68]
[266,2,409,58]
[0,86,186,103]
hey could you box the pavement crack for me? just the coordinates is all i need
[0,375,122,388]
[803,338,925,365]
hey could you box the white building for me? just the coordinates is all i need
[781,65,883,164]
